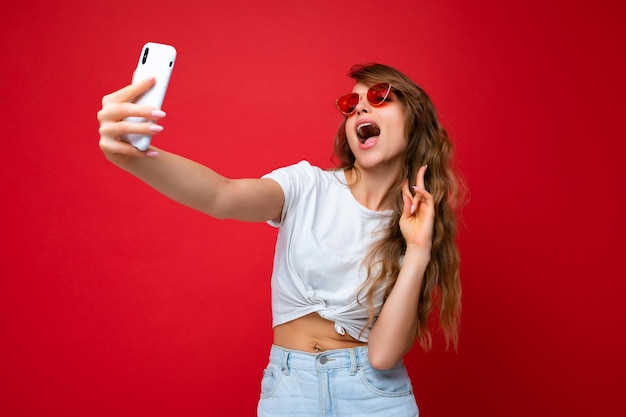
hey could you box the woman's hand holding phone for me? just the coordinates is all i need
[97,42,176,165]
[97,77,166,166]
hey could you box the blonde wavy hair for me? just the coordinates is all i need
[333,63,465,351]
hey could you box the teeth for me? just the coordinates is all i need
[357,123,381,141]
[357,123,372,136]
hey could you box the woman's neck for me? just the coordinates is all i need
[344,166,399,212]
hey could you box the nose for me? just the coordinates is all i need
[354,92,371,114]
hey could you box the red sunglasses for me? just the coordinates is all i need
[335,83,392,116]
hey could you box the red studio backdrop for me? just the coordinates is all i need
[1,1,625,416]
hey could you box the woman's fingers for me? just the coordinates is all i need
[412,165,435,212]
[401,179,415,214]
[98,119,164,138]
[411,186,433,208]
[101,77,156,107]
[399,166,435,248]
[97,102,166,125]
[97,79,166,160]
[99,134,145,156]
[403,166,431,215]
[97,78,165,140]
[98,77,162,128]
[415,164,427,192]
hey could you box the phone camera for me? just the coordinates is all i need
[141,47,149,65]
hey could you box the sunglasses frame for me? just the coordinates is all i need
[335,83,392,116]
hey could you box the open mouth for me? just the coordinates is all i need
[356,122,381,143]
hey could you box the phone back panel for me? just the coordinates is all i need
[124,42,177,150]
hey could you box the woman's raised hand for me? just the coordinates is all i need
[400,165,435,252]
[97,77,165,165]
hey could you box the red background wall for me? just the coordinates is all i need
[2,0,625,415]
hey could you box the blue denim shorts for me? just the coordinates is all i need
[257,345,419,417]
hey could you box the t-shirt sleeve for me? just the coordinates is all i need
[261,160,315,228]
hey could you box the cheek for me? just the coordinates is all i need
[344,120,357,141]
[344,118,354,131]
[394,114,408,141]
[380,105,407,136]
[387,117,406,140]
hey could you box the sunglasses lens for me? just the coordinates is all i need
[336,93,359,115]
[367,83,391,105]
[336,83,391,115]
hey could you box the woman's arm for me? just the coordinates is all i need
[367,165,434,369]
[97,77,284,222]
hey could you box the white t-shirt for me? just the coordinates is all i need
[262,160,393,342]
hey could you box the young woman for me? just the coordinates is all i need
[98,63,463,416]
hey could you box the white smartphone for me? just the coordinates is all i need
[123,42,177,151]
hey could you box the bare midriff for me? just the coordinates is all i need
[273,312,367,353]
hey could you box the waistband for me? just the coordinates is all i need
[269,344,371,375]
